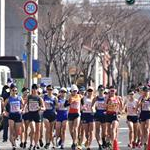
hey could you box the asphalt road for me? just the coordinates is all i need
[0,116,143,150]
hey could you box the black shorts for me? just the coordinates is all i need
[140,111,150,122]
[127,116,138,123]
[68,113,80,121]
[9,113,22,123]
[82,113,94,123]
[94,113,106,123]
[22,113,29,121]
[106,114,118,123]
[28,111,41,123]
[43,111,56,122]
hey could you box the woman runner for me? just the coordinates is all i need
[55,87,68,149]
[4,84,23,150]
[124,90,139,148]
[64,84,82,150]
[81,86,94,150]
[92,85,107,150]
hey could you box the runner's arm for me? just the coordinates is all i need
[39,97,45,111]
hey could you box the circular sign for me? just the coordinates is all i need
[24,1,38,15]
[23,17,38,31]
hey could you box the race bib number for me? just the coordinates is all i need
[83,103,92,112]
[96,102,106,110]
[58,103,66,110]
[10,102,20,113]
[107,103,118,112]
[45,101,53,110]
[70,101,80,109]
[29,101,39,111]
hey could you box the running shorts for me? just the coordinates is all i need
[28,111,41,123]
[9,113,22,123]
[82,113,94,123]
[106,114,118,123]
[94,113,106,123]
[68,113,80,121]
[43,111,56,122]
[127,115,138,123]
[140,111,150,122]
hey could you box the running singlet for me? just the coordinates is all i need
[82,96,92,113]
[43,94,56,112]
[8,96,21,113]
[141,98,150,111]
[57,98,67,111]
[69,94,81,114]
[107,97,119,114]
[126,100,138,116]
[28,95,41,112]
[95,96,106,115]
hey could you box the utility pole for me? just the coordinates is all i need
[26,31,32,90]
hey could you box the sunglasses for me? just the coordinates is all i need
[110,89,115,92]
[47,88,53,91]
[12,89,17,92]
[87,89,93,92]
[73,90,78,92]
[61,90,67,93]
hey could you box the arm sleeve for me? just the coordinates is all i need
[64,100,70,107]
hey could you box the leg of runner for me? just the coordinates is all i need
[87,122,94,149]
[111,120,119,142]
[95,121,101,146]
[106,122,111,147]
[61,120,67,149]
[49,121,55,148]
[9,119,16,149]
[133,122,138,147]
[56,121,61,147]
[83,122,88,148]
[28,122,35,150]
[72,117,80,147]
[145,120,150,145]
[33,122,41,149]
[20,122,24,148]
[101,123,107,148]
[44,119,50,149]
[127,121,134,147]
[24,120,29,148]
[39,121,44,147]
[69,120,74,141]
[141,122,146,145]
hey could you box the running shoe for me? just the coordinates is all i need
[28,144,33,150]
[99,144,104,150]
[12,146,16,150]
[44,143,50,149]
[20,142,23,148]
[23,142,27,148]
[71,143,76,150]
[60,144,64,149]
[39,139,44,147]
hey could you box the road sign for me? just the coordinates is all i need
[24,1,38,15]
[23,17,37,31]
[41,77,52,85]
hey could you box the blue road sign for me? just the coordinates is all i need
[23,17,37,31]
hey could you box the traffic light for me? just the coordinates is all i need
[126,0,135,5]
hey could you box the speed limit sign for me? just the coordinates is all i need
[24,1,38,15]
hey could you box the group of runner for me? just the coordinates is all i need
[1,82,150,150]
